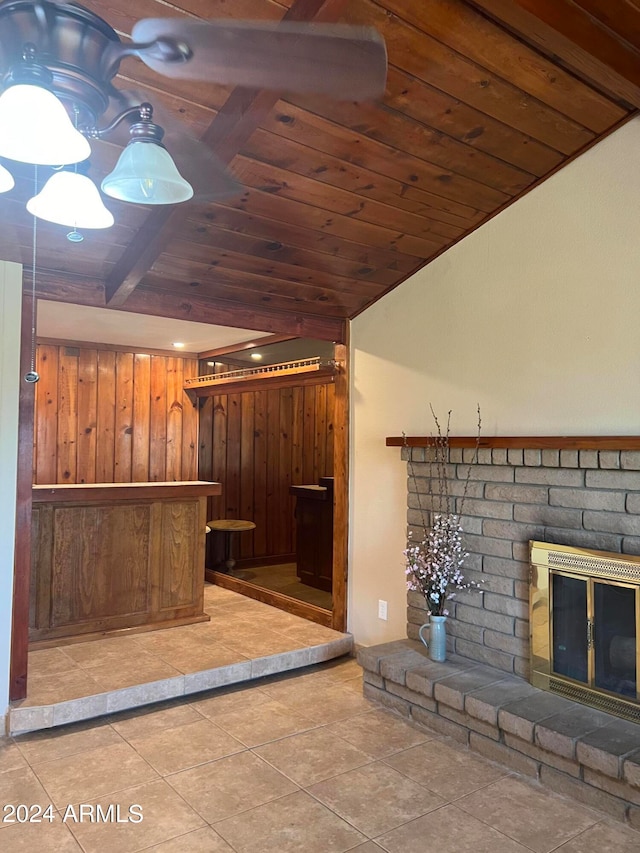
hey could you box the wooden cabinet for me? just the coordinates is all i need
[290,477,333,593]
[30,481,221,644]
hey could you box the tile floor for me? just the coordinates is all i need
[12,585,351,733]
[2,656,639,852]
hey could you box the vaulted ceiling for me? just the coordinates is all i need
[1,0,639,344]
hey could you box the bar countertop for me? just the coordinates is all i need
[32,481,222,503]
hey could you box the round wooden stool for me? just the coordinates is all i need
[207,519,256,573]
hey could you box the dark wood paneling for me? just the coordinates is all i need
[201,377,335,562]
[77,348,98,484]
[33,343,199,485]
[30,491,212,642]
[50,505,151,625]
[114,351,134,482]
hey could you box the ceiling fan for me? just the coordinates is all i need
[0,0,387,231]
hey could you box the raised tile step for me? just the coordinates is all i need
[10,636,353,736]
[357,639,640,832]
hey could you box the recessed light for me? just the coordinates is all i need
[250,352,263,360]
[172,342,185,348]
[207,361,215,366]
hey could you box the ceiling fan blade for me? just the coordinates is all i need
[107,87,240,203]
[130,19,387,100]
[162,130,241,203]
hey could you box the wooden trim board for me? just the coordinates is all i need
[387,436,640,449]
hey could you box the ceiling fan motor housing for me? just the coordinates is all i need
[0,0,124,126]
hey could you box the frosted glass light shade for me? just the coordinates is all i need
[0,163,14,192]
[26,172,114,229]
[0,84,91,165]
[101,141,193,204]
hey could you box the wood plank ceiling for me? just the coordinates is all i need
[1,0,638,342]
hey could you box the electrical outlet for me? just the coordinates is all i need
[378,599,388,621]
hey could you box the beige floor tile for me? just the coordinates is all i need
[111,701,204,740]
[310,657,364,681]
[60,637,149,669]
[308,761,445,837]
[167,751,298,824]
[127,719,244,775]
[0,767,52,821]
[190,685,273,720]
[153,645,248,675]
[27,648,80,676]
[456,776,601,853]
[384,738,508,800]
[254,727,372,786]
[349,845,386,852]
[221,632,305,658]
[0,739,29,773]
[0,819,83,851]
[115,692,201,724]
[65,779,204,853]
[133,626,221,655]
[190,685,274,720]
[31,740,158,808]
[214,789,366,853]
[21,669,103,707]
[15,719,122,765]
[327,709,434,758]
[265,682,377,724]
[211,699,317,747]
[258,674,328,704]
[84,655,183,692]
[375,805,532,853]
[556,819,640,852]
[340,675,366,694]
[277,625,347,644]
[208,619,263,637]
[142,826,235,851]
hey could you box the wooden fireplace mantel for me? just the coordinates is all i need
[386,436,640,450]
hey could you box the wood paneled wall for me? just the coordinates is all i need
[199,380,335,561]
[33,343,198,484]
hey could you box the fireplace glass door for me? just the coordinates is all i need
[593,581,636,698]
[551,571,638,699]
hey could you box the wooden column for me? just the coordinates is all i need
[10,291,35,701]
[332,340,349,632]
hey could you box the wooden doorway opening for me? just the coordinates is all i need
[198,341,349,631]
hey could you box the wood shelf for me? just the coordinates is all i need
[184,358,337,404]
[386,436,640,450]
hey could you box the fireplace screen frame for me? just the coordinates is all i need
[530,540,640,722]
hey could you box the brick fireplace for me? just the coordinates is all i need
[401,442,640,679]
[357,438,640,828]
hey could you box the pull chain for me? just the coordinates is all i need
[24,165,40,384]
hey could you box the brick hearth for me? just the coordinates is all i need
[358,640,640,832]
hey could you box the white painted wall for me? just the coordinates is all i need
[0,261,22,726]
[349,117,640,646]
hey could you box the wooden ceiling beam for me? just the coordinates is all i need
[123,286,346,342]
[34,270,346,341]
[198,334,298,361]
[466,0,640,107]
[29,269,106,306]
[104,0,351,308]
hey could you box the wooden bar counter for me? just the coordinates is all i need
[30,481,221,645]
